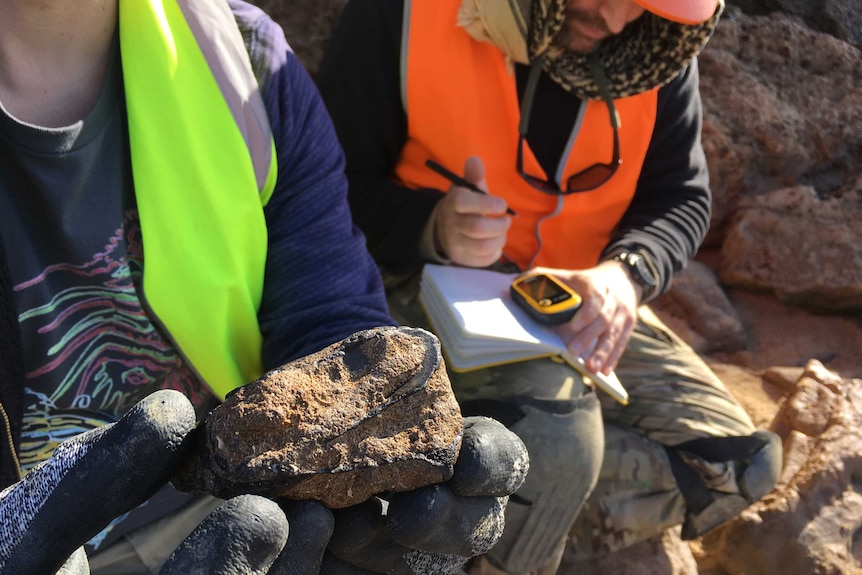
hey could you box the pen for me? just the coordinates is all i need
[425,159,517,216]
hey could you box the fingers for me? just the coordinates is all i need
[323,417,528,575]
[563,300,635,374]
[385,417,527,558]
[387,485,507,557]
[326,498,414,574]
[268,500,334,575]
[544,263,638,374]
[432,156,511,267]
[319,552,380,574]
[161,495,288,575]
[164,497,333,575]
[397,551,472,575]
[326,489,499,574]
[597,315,635,373]
[449,417,529,497]
[434,189,510,267]
[0,390,196,575]
[462,156,487,192]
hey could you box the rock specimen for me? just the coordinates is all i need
[701,360,862,575]
[174,326,464,508]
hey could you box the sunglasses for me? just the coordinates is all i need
[516,53,622,195]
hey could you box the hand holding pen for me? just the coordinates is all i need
[425,156,513,268]
[426,159,517,216]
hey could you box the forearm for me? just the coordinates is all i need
[601,186,710,301]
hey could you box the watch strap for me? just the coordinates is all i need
[611,250,659,301]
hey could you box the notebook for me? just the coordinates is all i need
[419,264,629,405]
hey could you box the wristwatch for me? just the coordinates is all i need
[611,250,658,300]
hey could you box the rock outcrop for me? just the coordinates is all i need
[719,186,862,311]
[698,8,862,251]
[701,361,862,575]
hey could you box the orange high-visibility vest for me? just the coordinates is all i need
[395,0,658,270]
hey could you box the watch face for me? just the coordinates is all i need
[617,252,657,289]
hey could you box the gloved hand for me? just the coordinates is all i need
[0,394,527,575]
[0,390,196,575]
[314,416,529,575]
[169,416,529,575]
[0,389,299,575]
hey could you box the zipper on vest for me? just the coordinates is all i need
[554,100,588,185]
[526,102,587,267]
[0,398,23,482]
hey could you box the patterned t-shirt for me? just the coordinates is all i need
[0,40,218,550]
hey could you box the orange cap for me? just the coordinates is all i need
[632,0,719,24]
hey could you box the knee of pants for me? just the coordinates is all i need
[483,392,604,573]
[738,430,783,503]
[670,429,783,540]
[672,429,782,504]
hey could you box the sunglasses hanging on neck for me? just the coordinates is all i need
[516,53,622,195]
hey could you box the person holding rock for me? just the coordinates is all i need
[0,0,529,573]
[317,0,783,572]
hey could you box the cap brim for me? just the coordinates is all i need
[632,0,719,24]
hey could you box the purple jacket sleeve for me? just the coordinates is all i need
[234,2,395,370]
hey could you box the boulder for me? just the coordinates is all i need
[719,186,862,311]
[561,527,700,575]
[728,0,862,49]
[652,260,748,354]
[698,9,862,246]
[701,360,862,575]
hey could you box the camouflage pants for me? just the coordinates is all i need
[385,268,757,574]
[564,306,757,562]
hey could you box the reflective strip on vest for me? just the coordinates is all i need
[396,0,658,270]
[119,0,276,399]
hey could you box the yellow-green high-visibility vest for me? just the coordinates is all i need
[119,0,278,399]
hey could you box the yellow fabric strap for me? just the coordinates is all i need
[119,0,268,398]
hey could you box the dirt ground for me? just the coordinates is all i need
[702,286,862,428]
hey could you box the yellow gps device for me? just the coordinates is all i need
[510,272,582,325]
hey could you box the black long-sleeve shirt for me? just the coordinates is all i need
[317,0,712,300]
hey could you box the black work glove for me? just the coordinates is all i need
[314,416,529,575]
[0,395,527,575]
[0,390,196,574]
[165,416,528,575]
[0,390,297,575]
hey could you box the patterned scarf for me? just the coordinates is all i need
[458,0,723,99]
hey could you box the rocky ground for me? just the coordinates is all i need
[249,1,862,572]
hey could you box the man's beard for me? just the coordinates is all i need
[552,8,612,54]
